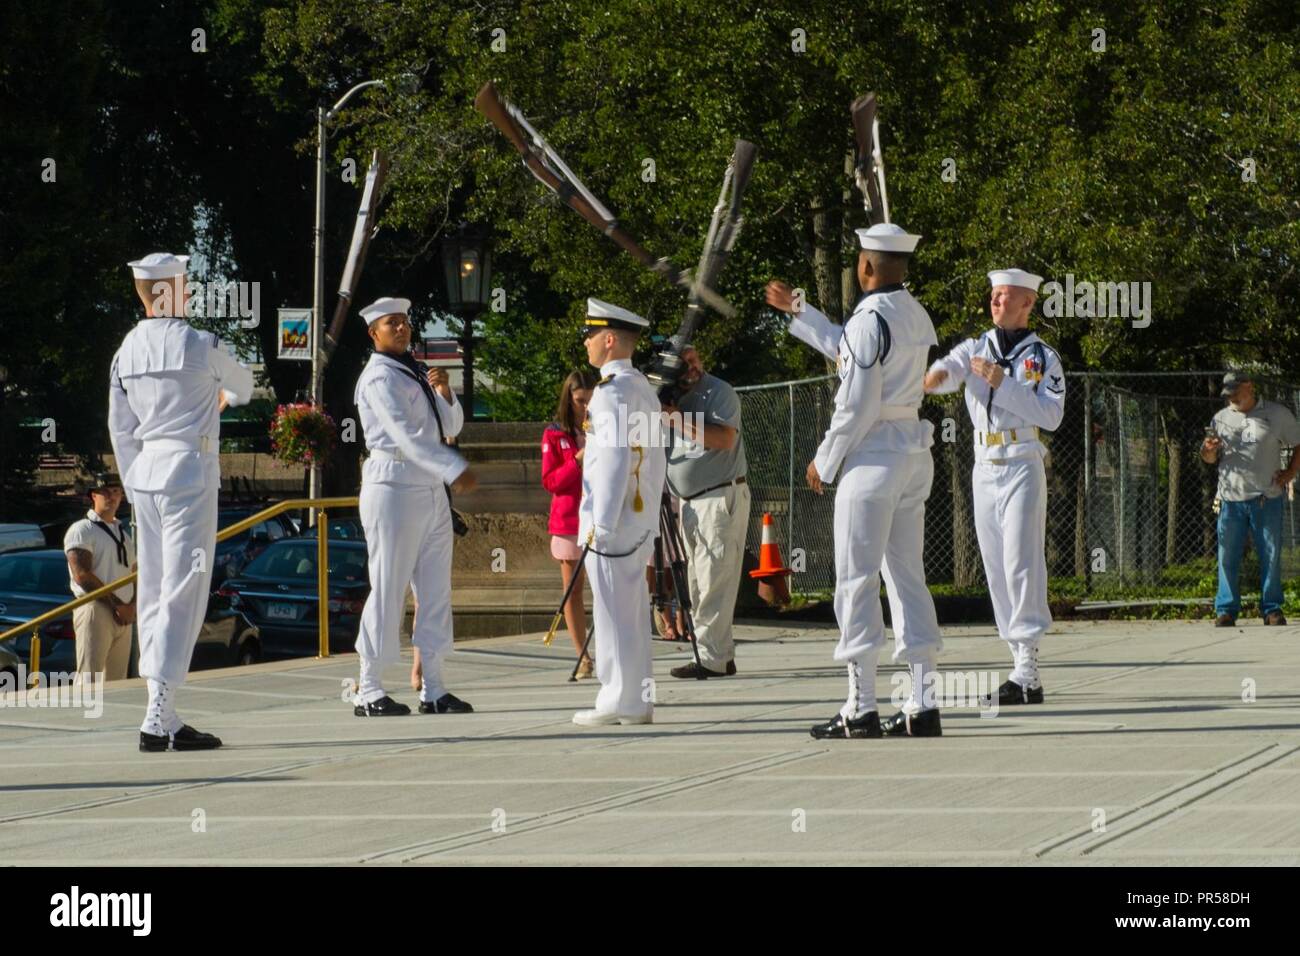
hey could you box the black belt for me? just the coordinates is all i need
[678,476,746,501]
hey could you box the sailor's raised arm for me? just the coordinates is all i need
[925,338,977,394]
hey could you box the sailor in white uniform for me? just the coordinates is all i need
[925,269,1065,705]
[572,298,667,727]
[109,252,255,752]
[351,297,479,716]
[766,223,945,739]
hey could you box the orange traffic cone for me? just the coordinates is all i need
[749,512,792,606]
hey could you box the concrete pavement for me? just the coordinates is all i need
[1,619,1297,865]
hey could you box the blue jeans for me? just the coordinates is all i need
[1215,496,1285,617]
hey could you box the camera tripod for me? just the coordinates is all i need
[562,492,706,682]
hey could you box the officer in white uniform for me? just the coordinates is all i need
[352,297,479,716]
[573,298,667,727]
[766,223,944,739]
[109,252,254,752]
[925,269,1065,705]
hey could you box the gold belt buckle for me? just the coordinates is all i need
[986,432,1004,447]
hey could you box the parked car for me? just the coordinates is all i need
[213,506,299,588]
[299,516,365,540]
[0,524,46,556]
[0,548,262,675]
[0,640,20,686]
[0,549,78,671]
[219,539,370,658]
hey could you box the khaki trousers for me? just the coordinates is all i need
[73,601,133,682]
[680,482,751,669]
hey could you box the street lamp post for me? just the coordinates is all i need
[440,227,492,421]
[308,77,390,507]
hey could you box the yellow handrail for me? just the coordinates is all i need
[0,496,359,686]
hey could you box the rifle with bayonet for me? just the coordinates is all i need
[850,93,890,225]
[644,138,758,401]
[322,149,389,364]
[475,82,735,318]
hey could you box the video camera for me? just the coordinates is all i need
[643,331,695,406]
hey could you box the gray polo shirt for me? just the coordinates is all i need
[666,373,747,499]
[1210,399,1300,501]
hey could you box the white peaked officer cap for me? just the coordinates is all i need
[359,296,412,325]
[987,269,1043,292]
[855,223,921,253]
[127,252,190,279]
[584,297,649,333]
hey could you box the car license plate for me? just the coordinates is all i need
[267,602,298,621]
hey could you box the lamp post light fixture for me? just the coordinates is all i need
[308,72,419,506]
[439,226,492,420]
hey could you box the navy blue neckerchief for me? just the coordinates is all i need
[380,351,469,536]
[981,329,1046,427]
[91,516,129,565]
[386,350,447,443]
[89,516,134,601]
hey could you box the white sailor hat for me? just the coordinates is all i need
[988,269,1043,292]
[359,296,412,325]
[127,252,190,279]
[855,223,921,253]
[584,297,649,334]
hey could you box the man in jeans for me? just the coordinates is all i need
[1201,371,1300,626]
[662,346,750,679]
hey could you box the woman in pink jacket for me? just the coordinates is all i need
[542,370,597,677]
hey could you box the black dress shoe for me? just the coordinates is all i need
[418,693,473,714]
[353,695,411,717]
[670,661,727,679]
[725,660,737,676]
[139,725,223,752]
[881,708,943,737]
[981,679,1044,706]
[809,711,881,739]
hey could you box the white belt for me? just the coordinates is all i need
[876,405,918,421]
[368,448,405,463]
[143,437,213,454]
[977,426,1039,447]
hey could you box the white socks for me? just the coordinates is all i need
[141,678,182,736]
[1010,641,1041,689]
[841,650,879,719]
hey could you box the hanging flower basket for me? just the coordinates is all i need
[269,403,336,467]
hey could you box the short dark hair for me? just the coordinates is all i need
[865,249,910,278]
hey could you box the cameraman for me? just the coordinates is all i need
[662,346,750,679]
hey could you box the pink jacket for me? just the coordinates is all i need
[541,423,584,535]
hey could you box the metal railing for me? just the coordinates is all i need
[0,496,359,687]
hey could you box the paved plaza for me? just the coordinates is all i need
[2,619,1297,865]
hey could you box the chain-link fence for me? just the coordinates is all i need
[738,372,1300,607]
